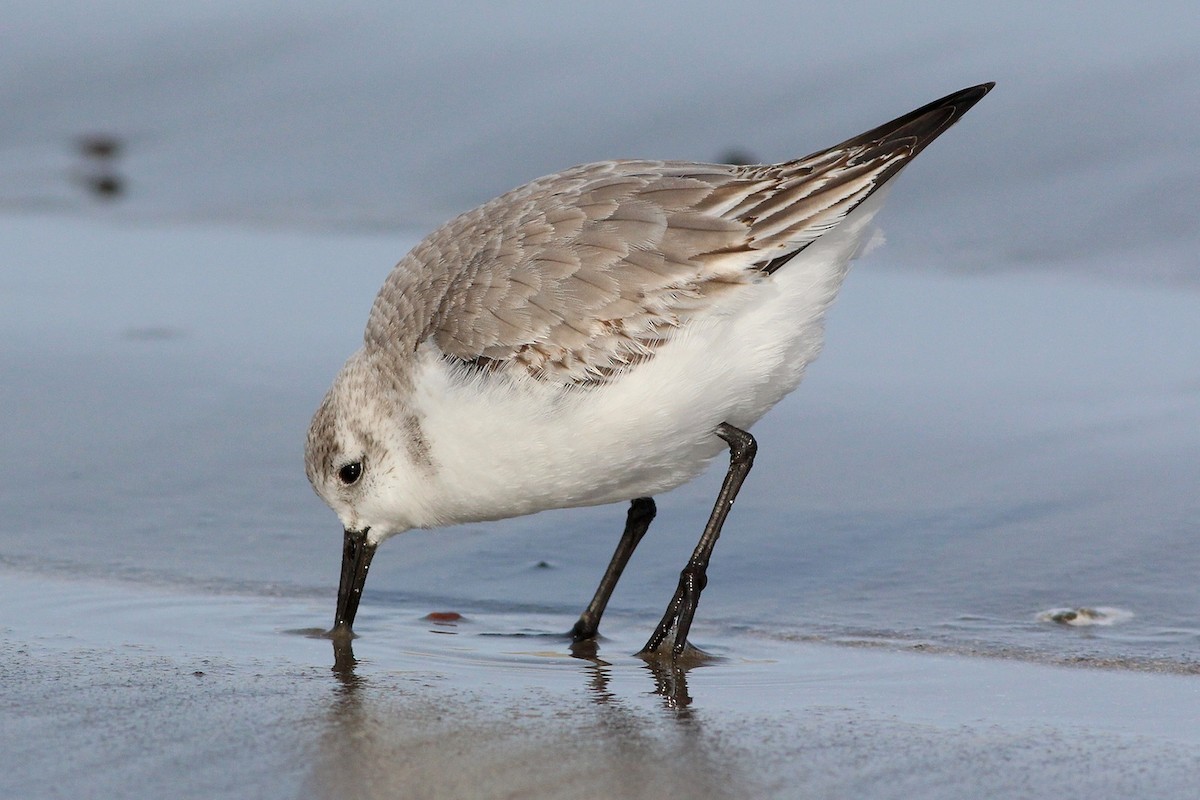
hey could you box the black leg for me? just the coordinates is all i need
[640,422,757,658]
[571,497,657,641]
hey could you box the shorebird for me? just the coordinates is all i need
[305,83,993,658]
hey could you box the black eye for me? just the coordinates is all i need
[337,461,363,486]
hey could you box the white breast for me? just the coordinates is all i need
[402,191,887,529]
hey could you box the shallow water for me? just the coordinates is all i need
[6,567,1200,800]
[3,214,1197,676]
[3,217,1198,797]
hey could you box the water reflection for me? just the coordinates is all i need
[330,637,360,689]
[569,637,698,712]
[306,637,743,800]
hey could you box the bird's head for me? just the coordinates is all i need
[304,349,424,634]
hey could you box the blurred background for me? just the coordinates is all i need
[2,1,1197,284]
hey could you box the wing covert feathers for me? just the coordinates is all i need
[364,83,993,385]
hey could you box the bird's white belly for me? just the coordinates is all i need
[408,201,878,528]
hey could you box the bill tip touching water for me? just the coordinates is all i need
[305,82,995,659]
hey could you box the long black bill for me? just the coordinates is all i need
[332,527,376,636]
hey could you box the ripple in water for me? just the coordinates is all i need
[1036,607,1134,626]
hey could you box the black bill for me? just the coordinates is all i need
[332,527,376,635]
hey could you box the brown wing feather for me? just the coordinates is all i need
[422,162,749,384]
[363,84,993,386]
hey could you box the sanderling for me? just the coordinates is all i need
[305,83,994,658]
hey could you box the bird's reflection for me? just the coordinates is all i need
[328,632,699,710]
[305,632,741,800]
[642,656,695,713]
[305,637,375,800]
[568,637,698,712]
[330,636,360,690]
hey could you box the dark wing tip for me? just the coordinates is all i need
[836,82,996,158]
[755,83,994,275]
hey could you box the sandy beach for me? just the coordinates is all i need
[6,567,1200,800]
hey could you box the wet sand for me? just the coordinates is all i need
[2,209,1199,798]
[4,570,1200,800]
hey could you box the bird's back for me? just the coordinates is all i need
[364,84,992,393]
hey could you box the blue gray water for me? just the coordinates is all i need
[4,213,1198,800]
[3,210,1196,672]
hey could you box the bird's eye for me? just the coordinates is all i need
[337,461,363,486]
